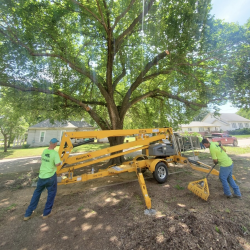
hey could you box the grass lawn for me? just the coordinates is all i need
[234,134,250,139]
[223,146,250,154]
[1,136,249,160]
[0,137,136,160]
[0,146,48,160]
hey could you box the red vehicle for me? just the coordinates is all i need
[207,133,238,147]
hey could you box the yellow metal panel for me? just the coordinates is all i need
[147,159,169,173]
[62,127,173,140]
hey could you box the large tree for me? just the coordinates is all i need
[222,19,250,109]
[0,0,243,151]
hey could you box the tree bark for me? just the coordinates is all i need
[7,131,12,148]
[107,135,126,165]
[3,134,8,153]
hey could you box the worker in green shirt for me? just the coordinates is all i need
[198,135,206,149]
[202,139,241,199]
[24,138,61,221]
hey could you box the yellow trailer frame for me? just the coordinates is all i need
[56,128,224,212]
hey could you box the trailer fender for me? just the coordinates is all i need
[148,159,169,173]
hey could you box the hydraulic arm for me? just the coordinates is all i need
[56,127,227,212]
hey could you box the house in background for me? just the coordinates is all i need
[202,113,250,131]
[178,121,221,136]
[27,119,95,147]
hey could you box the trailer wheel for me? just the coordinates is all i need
[233,140,238,147]
[153,162,168,183]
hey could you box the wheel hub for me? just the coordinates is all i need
[158,166,166,179]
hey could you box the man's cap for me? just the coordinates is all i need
[50,138,59,143]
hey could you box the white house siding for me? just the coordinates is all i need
[26,120,95,147]
[27,128,93,147]
[27,129,62,147]
[202,113,250,131]
[181,126,216,133]
[202,114,215,124]
[212,120,229,132]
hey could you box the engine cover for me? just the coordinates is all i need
[142,143,176,156]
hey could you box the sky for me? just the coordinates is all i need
[209,0,250,113]
[210,0,250,25]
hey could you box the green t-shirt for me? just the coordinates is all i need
[209,141,233,167]
[39,148,61,179]
[198,136,203,142]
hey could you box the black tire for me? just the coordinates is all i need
[233,140,238,147]
[153,162,168,184]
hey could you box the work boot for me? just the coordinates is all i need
[226,195,233,199]
[233,194,242,199]
[42,212,52,219]
[23,215,32,221]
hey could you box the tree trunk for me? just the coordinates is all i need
[3,134,8,153]
[7,131,12,148]
[107,135,126,165]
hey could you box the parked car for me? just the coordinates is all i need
[206,133,238,147]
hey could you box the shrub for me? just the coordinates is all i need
[22,144,30,149]
[229,128,250,135]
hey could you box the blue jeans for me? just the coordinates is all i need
[200,142,206,149]
[219,164,241,196]
[25,173,57,217]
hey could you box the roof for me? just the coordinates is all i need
[217,113,250,122]
[29,119,93,129]
[180,121,219,128]
[202,113,250,123]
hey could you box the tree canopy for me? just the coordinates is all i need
[222,20,250,109]
[0,0,246,138]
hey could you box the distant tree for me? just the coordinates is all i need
[0,100,29,152]
[222,20,250,109]
[192,108,211,121]
[237,109,250,120]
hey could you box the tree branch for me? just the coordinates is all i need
[120,50,168,117]
[120,89,207,120]
[0,28,111,101]
[71,0,108,32]
[115,0,156,50]
[95,0,108,32]
[112,0,136,30]
[141,69,174,82]
[113,68,126,91]
[0,81,110,130]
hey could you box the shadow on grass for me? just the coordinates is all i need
[0,146,14,159]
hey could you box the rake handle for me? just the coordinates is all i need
[206,164,217,179]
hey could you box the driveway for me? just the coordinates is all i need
[0,139,249,175]
[0,156,41,174]
[237,138,250,147]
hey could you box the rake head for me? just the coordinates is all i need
[188,178,210,201]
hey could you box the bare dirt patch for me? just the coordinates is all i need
[0,152,250,250]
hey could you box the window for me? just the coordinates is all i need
[199,127,204,132]
[245,123,249,128]
[238,123,243,128]
[232,123,237,128]
[214,127,218,131]
[188,128,192,132]
[40,131,46,142]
